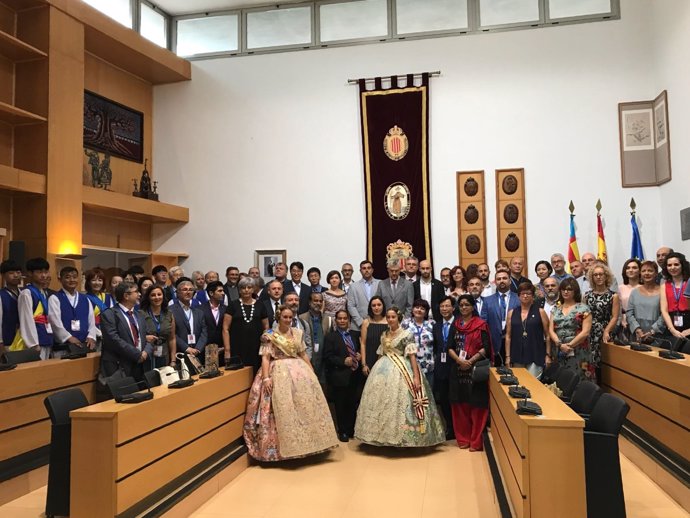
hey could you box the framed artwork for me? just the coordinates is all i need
[621,108,654,151]
[255,249,287,282]
[83,90,144,163]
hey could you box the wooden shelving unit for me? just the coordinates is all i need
[82,186,189,224]
[0,28,47,61]
[0,163,46,193]
[0,99,46,125]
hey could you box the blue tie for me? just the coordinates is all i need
[499,293,507,314]
[443,322,449,342]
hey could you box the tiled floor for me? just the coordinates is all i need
[1,440,687,518]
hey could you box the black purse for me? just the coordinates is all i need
[471,358,491,383]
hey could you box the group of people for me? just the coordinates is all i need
[1,244,688,462]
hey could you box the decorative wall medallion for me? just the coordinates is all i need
[464,177,478,197]
[384,182,411,220]
[502,175,518,195]
[503,203,519,224]
[383,125,409,161]
[386,239,414,266]
[464,205,479,224]
[505,233,520,252]
[466,234,481,254]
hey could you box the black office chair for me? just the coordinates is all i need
[584,393,630,518]
[682,340,690,354]
[107,376,138,399]
[541,362,561,384]
[144,369,161,388]
[555,368,579,402]
[3,348,41,364]
[43,388,90,518]
[568,380,602,419]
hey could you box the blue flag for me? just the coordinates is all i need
[631,214,644,260]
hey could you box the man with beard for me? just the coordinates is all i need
[440,267,452,296]
[467,277,485,316]
[540,276,560,317]
[477,263,495,297]
[550,253,572,283]
[480,270,519,364]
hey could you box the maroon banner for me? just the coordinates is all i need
[359,74,432,279]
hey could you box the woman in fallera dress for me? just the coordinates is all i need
[354,307,446,447]
[243,305,337,462]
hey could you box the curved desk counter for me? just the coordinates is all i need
[70,367,253,518]
[0,353,100,503]
[488,367,586,518]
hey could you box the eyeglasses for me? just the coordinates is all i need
[561,287,574,292]
[126,290,138,295]
[178,287,194,292]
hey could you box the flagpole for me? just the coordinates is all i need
[596,199,607,263]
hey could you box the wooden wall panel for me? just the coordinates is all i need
[82,211,152,251]
[0,4,14,35]
[0,122,11,168]
[83,53,153,195]
[457,171,487,267]
[495,168,527,268]
[0,56,13,105]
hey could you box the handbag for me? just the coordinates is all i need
[155,365,180,386]
[471,358,491,383]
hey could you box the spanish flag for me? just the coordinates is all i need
[597,212,608,263]
[568,213,580,265]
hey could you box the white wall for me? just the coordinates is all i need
[153,0,674,279]
[653,0,690,256]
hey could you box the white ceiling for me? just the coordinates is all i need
[153,0,306,16]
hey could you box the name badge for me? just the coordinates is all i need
[187,333,196,344]
[45,323,53,334]
[459,350,467,360]
[314,342,320,353]
[71,320,81,332]
[674,314,684,328]
[154,345,163,358]
[441,352,447,363]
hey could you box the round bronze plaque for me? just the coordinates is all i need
[505,233,520,252]
[465,234,481,254]
[503,203,519,224]
[464,177,478,197]
[464,205,479,224]
[502,175,518,195]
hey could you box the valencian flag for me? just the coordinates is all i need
[359,74,432,278]
[596,213,607,262]
[568,214,580,266]
[631,214,644,260]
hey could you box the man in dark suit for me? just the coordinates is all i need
[262,279,284,326]
[432,296,456,439]
[223,266,240,303]
[323,310,363,442]
[307,267,328,293]
[375,260,414,317]
[413,259,444,320]
[169,277,208,370]
[508,256,530,293]
[200,281,226,350]
[300,292,333,390]
[283,261,311,314]
[480,270,519,365]
[100,281,152,382]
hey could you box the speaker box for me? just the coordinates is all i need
[9,240,25,268]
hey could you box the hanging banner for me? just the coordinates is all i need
[359,74,432,279]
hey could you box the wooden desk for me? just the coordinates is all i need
[601,342,690,464]
[488,367,586,518]
[0,354,100,483]
[70,367,253,518]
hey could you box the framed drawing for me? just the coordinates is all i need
[84,90,144,163]
[255,249,287,282]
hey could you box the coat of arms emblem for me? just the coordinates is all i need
[383,125,409,161]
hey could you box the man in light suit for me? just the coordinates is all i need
[375,259,414,317]
[480,270,519,365]
[100,281,152,382]
[347,260,380,330]
[170,277,208,369]
[413,259,444,320]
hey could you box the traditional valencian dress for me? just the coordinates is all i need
[354,328,446,447]
[243,328,337,461]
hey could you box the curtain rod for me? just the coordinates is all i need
[347,71,441,84]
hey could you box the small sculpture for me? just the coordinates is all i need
[132,158,159,201]
[99,153,112,190]
[85,149,101,187]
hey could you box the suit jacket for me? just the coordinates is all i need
[283,280,311,315]
[300,311,333,384]
[223,283,239,303]
[323,329,361,387]
[480,291,519,356]
[263,298,282,326]
[432,318,457,383]
[169,302,208,354]
[200,301,226,346]
[100,306,152,377]
[375,277,414,317]
[347,278,380,330]
[413,278,445,319]
[258,280,286,302]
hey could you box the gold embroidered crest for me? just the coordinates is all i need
[384,183,411,220]
[386,239,414,269]
[383,125,409,161]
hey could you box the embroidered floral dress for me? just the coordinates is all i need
[354,328,446,447]
[551,302,593,381]
[401,317,436,385]
[243,328,337,461]
[584,290,614,371]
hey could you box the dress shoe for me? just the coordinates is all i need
[338,433,349,443]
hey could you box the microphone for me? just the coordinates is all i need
[114,380,153,403]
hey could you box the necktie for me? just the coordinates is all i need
[499,293,507,314]
[391,281,396,295]
[274,300,279,315]
[126,310,140,348]
[343,332,359,370]
[292,317,298,328]
[443,322,450,342]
